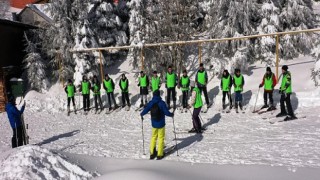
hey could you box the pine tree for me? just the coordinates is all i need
[0,0,10,19]
[23,31,49,92]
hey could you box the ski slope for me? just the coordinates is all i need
[1,56,320,179]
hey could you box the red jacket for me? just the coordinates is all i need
[260,73,277,92]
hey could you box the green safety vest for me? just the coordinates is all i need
[67,85,75,97]
[197,71,206,85]
[233,75,243,92]
[151,77,160,92]
[82,82,90,95]
[166,73,176,88]
[93,83,100,95]
[180,76,190,91]
[193,87,203,108]
[280,72,292,93]
[264,74,274,91]
[222,75,231,92]
[104,79,114,93]
[139,75,147,87]
[120,79,128,92]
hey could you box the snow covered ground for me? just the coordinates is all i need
[1,56,320,179]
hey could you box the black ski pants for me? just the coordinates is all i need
[198,86,209,105]
[263,91,274,106]
[94,95,103,110]
[67,97,75,107]
[166,87,176,106]
[107,92,117,108]
[12,126,24,148]
[122,92,130,106]
[182,90,189,108]
[222,91,232,106]
[280,93,294,116]
[192,107,202,132]
[83,94,90,111]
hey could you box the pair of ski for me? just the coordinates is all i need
[105,106,122,114]
[264,115,306,124]
[252,106,276,114]
[174,128,213,134]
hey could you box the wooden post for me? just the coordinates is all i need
[198,43,202,65]
[140,47,144,71]
[99,50,104,82]
[275,35,280,80]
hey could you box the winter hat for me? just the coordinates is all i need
[282,65,288,71]
[140,71,144,74]
[266,67,271,72]
[68,79,72,83]
[199,63,204,67]
[153,70,157,74]
[153,90,160,97]
[183,69,187,73]
[235,68,241,73]
[7,95,15,103]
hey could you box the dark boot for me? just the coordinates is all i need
[261,104,268,109]
[150,148,157,160]
[239,102,243,110]
[276,112,287,117]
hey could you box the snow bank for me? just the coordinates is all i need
[0,145,96,180]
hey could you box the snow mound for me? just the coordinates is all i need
[0,145,96,180]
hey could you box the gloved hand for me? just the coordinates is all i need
[259,84,263,88]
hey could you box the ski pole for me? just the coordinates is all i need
[172,116,179,156]
[141,116,146,155]
[188,108,205,125]
[253,87,261,113]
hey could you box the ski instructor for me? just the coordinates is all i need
[140,90,174,160]
[5,95,26,148]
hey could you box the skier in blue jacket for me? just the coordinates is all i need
[141,90,174,160]
[5,95,25,148]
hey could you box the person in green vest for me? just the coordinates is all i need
[79,75,91,114]
[64,79,76,114]
[259,67,277,110]
[92,75,103,113]
[179,70,190,110]
[233,68,245,112]
[276,65,296,120]
[119,73,130,108]
[220,70,233,110]
[103,74,118,111]
[188,81,204,133]
[151,71,161,92]
[195,63,210,108]
[165,66,178,109]
[138,71,149,108]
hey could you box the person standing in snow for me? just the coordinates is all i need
[5,95,25,148]
[165,66,178,109]
[140,90,174,160]
[233,68,245,112]
[220,69,233,110]
[79,75,91,114]
[65,79,76,114]
[92,75,103,113]
[103,74,118,112]
[276,65,296,120]
[151,70,161,92]
[179,70,190,111]
[195,63,211,109]
[138,71,149,108]
[188,81,204,133]
[259,67,277,110]
[119,73,130,108]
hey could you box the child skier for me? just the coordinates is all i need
[195,63,211,110]
[141,90,174,160]
[65,79,76,115]
[138,71,149,108]
[220,69,233,110]
[179,70,190,112]
[103,74,118,112]
[165,66,178,109]
[79,75,91,114]
[92,75,103,113]
[259,67,277,110]
[233,68,245,113]
[151,70,161,92]
[119,73,131,109]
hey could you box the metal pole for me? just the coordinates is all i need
[252,87,261,113]
[172,116,179,156]
[275,35,280,81]
[141,117,146,155]
[99,51,104,82]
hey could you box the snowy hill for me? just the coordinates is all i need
[1,55,320,179]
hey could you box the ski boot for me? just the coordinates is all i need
[150,148,157,160]
[276,112,287,117]
[261,104,268,109]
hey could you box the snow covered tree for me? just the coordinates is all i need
[0,0,10,19]
[23,31,49,92]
